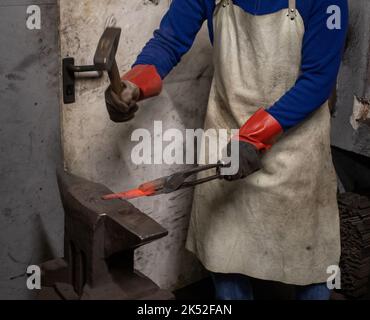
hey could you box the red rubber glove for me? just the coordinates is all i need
[235,108,283,151]
[222,108,283,180]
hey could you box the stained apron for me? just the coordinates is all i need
[186,0,341,285]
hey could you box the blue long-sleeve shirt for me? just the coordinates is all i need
[134,0,348,130]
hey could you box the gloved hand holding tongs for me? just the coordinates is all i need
[102,163,225,201]
[102,139,262,201]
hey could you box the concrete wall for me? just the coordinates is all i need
[59,0,213,290]
[331,0,370,157]
[0,0,62,299]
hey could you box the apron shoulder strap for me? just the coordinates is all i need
[288,0,297,20]
[216,0,297,19]
[218,0,230,7]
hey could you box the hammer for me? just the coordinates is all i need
[94,27,125,95]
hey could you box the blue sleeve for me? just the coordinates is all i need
[267,0,349,130]
[133,0,207,79]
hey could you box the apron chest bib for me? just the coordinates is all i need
[186,0,340,285]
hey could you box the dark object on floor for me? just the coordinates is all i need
[38,170,173,300]
[337,192,370,298]
[332,146,370,196]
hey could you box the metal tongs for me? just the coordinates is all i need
[102,162,225,200]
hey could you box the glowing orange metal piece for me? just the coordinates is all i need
[102,188,155,200]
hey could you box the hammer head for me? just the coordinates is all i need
[93,27,122,71]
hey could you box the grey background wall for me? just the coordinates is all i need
[331,0,370,157]
[0,0,62,299]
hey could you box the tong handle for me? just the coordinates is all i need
[182,163,222,178]
[180,174,220,188]
[177,162,225,189]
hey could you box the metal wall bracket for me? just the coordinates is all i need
[62,57,103,104]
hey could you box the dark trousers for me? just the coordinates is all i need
[211,272,331,300]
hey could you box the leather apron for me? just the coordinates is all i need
[186,0,341,285]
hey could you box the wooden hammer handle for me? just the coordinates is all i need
[109,61,126,95]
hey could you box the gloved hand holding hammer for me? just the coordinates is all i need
[105,65,162,122]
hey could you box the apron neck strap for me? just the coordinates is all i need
[220,0,230,7]
[288,0,297,20]
[218,0,297,19]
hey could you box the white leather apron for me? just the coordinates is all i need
[186,0,341,285]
